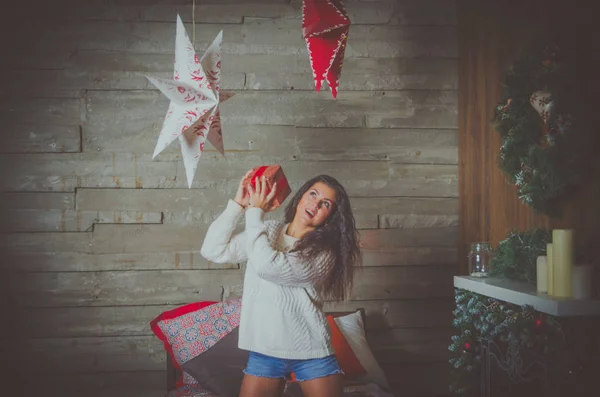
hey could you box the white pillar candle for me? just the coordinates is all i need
[552,229,573,298]
[572,265,594,300]
[536,256,548,293]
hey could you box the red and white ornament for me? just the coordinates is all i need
[146,15,233,188]
[302,0,350,99]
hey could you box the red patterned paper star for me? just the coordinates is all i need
[146,15,233,188]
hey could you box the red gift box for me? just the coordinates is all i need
[243,165,292,210]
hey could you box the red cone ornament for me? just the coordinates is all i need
[302,0,350,99]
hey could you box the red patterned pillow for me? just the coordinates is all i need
[150,299,242,384]
[150,301,216,370]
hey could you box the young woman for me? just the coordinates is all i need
[200,171,362,397]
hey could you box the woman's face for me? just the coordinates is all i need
[294,181,337,228]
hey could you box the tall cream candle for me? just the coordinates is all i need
[547,243,554,295]
[536,255,548,293]
[552,229,574,298]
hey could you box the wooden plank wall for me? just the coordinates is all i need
[458,0,600,276]
[0,1,458,396]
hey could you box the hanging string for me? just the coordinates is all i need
[192,0,196,45]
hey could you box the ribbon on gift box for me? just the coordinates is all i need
[244,165,292,210]
[249,166,290,194]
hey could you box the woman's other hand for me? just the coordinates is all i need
[248,176,277,212]
[234,170,253,208]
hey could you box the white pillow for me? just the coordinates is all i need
[334,311,390,390]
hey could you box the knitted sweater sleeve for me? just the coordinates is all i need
[244,208,330,288]
[200,199,248,264]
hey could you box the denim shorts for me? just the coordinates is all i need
[243,351,343,382]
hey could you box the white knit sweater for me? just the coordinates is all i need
[200,200,334,359]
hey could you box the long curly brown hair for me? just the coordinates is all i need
[284,175,362,301]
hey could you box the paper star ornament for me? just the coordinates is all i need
[302,0,350,98]
[146,15,233,188]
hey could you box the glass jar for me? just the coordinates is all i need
[468,242,494,277]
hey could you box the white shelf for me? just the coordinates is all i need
[454,276,600,317]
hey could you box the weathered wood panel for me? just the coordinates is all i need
[4,252,237,272]
[219,263,454,301]
[319,299,455,331]
[2,224,457,271]
[75,189,458,228]
[368,327,453,364]
[5,49,458,85]
[83,122,457,164]
[366,107,457,129]
[0,124,81,153]
[12,266,453,307]
[362,248,458,267]
[87,224,456,254]
[352,197,458,229]
[25,326,450,374]
[1,97,81,125]
[0,153,178,191]
[89,224,213,254]
[1,69,246,98]
[0,153,457,196]
[12,270,244,307]
[21,299,454,338]
[2,209,162,232]
[70,50,457,79]
[351,266,455,300]
[2,60,458,96]
[360,227,458,249]
[25,336,165,373]
[4,247,458,272]
[85,90,457,130]
[1,231,93,254]
[1,192,75,210]
[1,190,162,231]
[245,69,457,91]
[23,21,456,58]
[75,0,456,26]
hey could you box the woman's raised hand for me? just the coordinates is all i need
[234,170,253,208]
[248,175,277,212]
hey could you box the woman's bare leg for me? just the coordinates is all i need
[298,373,343,397]
[239,374,286,397]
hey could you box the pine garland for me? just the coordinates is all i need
[488,228,551,284]
[493,38,586,216]
[449,289,564,396]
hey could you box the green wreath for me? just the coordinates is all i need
[488,228,551,284]
[493,38,585,216]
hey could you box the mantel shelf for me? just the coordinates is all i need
[454,276,600,317]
